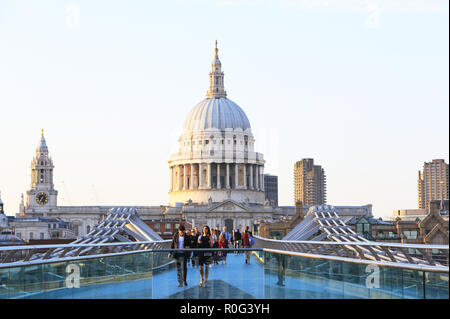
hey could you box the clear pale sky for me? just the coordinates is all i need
[0,0,448,218]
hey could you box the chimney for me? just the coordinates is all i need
[295,200,304,222]
[429,200,440,215]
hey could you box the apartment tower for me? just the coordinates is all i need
[418,159,449,210]
[294,159,327,206]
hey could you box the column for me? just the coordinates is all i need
[183,164,187,190]
[199,163,204,188]
[169,166,173,191]
[178,165,183,190]
[243,164,247,189]
[235,164,239,189]
[207,163,212,188]
[217,163,221,189]
[260,166,264,191]
[190,164,194,190]
[255,165,259,190]
[226,164,230,189]
[249,164,253,189]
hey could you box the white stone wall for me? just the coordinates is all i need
[169,189,265,206]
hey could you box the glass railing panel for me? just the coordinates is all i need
[43,261,71,298]
[69,253,153,299]
[263,251,443,299]
[0,268,10,299]
[124,252,153,299]
[400,269,424,299]
[4,264,45,299]
[424,271,449,299]
[152,249,264,299]
[7,266,26,298]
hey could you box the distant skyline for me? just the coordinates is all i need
[0,1,448,218]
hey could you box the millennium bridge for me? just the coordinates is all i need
[0,206,448,299]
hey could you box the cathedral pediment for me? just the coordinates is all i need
[209,200,248,212]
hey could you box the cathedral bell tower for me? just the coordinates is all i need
[25,129,58,216]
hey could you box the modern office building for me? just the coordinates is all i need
[294,159,326,206]
[418,159,449,210]
[264,174,278,207]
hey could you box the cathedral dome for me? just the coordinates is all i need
[182,97,251,134]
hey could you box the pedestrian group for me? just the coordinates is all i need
[169,224,254,288]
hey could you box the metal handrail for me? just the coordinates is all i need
[254,236,449,250]
[0,240,171,252]
[263,248,449,273]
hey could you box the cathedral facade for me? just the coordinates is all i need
[18,43,373,239]
[21,43,279,237]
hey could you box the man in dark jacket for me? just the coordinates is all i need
[233,229,242,255]
[190,228,200,267]
[169,225,189,287]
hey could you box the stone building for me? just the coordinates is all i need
[9,217,76,242]
[294,158,326,206]
[16,43,276,236]
[347,200,449,245]
[418,159,449,210]
[12,43,378,240]
[0,192,8,230]
[168,41,265,207]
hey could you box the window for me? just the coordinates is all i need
[29,232,33,239]
[205,140,209,144]
[17,233,21,238]
[154,223,160,230]
[40,233,44,239]
[166,223,171,230]
[356,224,363,233]
[363,224,370,233]
[175,223,180,229]
[404,230,417,239]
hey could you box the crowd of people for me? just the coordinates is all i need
[169,224,254,288]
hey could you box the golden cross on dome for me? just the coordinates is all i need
[41,128,44,137]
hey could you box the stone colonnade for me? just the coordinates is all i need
[169,163,264,192]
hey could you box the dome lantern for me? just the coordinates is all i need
[206,40,227,98]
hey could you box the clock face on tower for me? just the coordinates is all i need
[35,192,49,205]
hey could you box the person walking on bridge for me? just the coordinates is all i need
[169,225,189,287]
[221,226,230,264]
[242,226,253,264]
[192,226,201,267]
[233,229,241,255]
[197,225,213,287]
[218,232,228,264]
